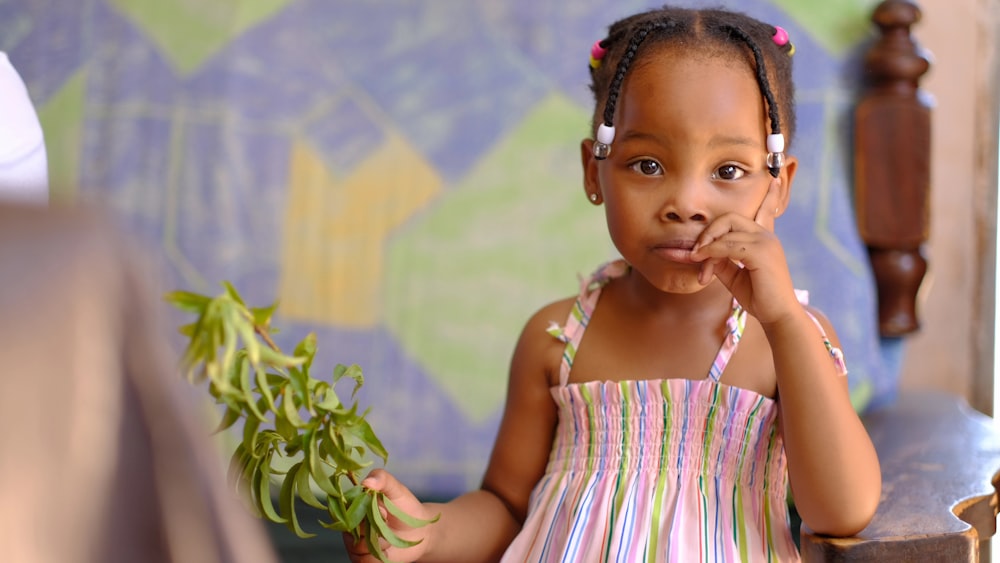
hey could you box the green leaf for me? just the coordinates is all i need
[213,405,241,434]
[364,522,391,563]
[324,425,369,472]
[220,310,241,383]
[369,492,422,549]
[274,413,296,443]
[288,366,313,416]
[221,281,247,307]
[256,454,288,524]
[281,384,307,428]
[294,453,327,510]
[258,345,307,368]
[227,443,250,492]
[294,332,318,369]
[306,429,339,497]
[313,385,341,412]
[237,358,266,421]
[345,492,374,537]
[251,301,279,328]
[242,416,262,456]
[352,417,389,462]
[164,290,211,313]
[333,363,365,398]
[382,493,440,528]
[279,462,316,539]
[254,364,277,413]
[238,450,263,517]
[327,400,360,426]
[235,314,262,365]
[323,496,351,533]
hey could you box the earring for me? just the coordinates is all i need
[589,193,599,203]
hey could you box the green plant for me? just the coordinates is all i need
[166,283,436,562]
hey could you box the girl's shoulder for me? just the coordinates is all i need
[511,296,577,387]
[522,295,577,342]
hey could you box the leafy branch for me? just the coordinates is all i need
[165,283,436,562]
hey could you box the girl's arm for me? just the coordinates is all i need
[345,301,565,563]
[691,178,880,537]
[763,306,881,537]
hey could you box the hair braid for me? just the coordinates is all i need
[601,20,677,128]
[720,24,781,139]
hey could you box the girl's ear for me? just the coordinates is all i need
[775,155,797,216]
[581,138,602,204]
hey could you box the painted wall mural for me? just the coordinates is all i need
[3,0,891,498]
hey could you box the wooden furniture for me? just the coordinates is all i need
[853,0,931,337]
[803,1,1000,561]
[801,392,1000,562]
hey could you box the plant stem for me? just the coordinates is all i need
[255,324,281,353]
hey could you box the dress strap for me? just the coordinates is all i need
[547,260,628,387]
[707,299,747,382]
[796,289,848,376]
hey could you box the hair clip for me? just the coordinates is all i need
[589,40,607,69]
[772,25,794,56]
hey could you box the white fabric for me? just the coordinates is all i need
[0,52,49,203]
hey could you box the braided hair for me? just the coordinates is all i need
[588,6,796,175]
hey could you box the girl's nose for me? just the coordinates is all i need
[660,180,708,223]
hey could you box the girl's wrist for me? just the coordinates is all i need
[758,304,813,340]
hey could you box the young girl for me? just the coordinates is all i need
[345,5,880,562]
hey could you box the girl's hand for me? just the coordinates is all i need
[689,178,800,325]
[342,469,435,563]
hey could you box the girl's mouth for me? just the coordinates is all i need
[652,240,698,264]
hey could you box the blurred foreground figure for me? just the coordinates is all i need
[0,204,278,563]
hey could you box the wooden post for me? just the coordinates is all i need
[854,0,932,336]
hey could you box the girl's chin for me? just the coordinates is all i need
[646,270,710,294]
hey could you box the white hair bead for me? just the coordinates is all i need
[766,133,785,154]
[597,123,616,145]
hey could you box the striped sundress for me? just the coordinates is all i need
[501,260,808,562]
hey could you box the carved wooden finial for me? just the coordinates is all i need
[866,1,931,90]
[854,0,932,337]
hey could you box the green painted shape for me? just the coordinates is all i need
[383,94,614,422]
[36,68,88,202]
[772,0,881,55]
[108,0,292,75]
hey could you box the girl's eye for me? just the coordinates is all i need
[630,159,662,176]
[713,164,746,181]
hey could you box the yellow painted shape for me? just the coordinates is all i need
[278,135,441,327]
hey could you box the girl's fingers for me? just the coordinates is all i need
[692,230,761,262]
[754,177,782,231]
[693,177,781,272]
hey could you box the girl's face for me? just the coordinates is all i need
[582,47,796,294]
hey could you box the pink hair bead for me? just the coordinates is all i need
[772,26,789,47]
[590,40,607,61]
